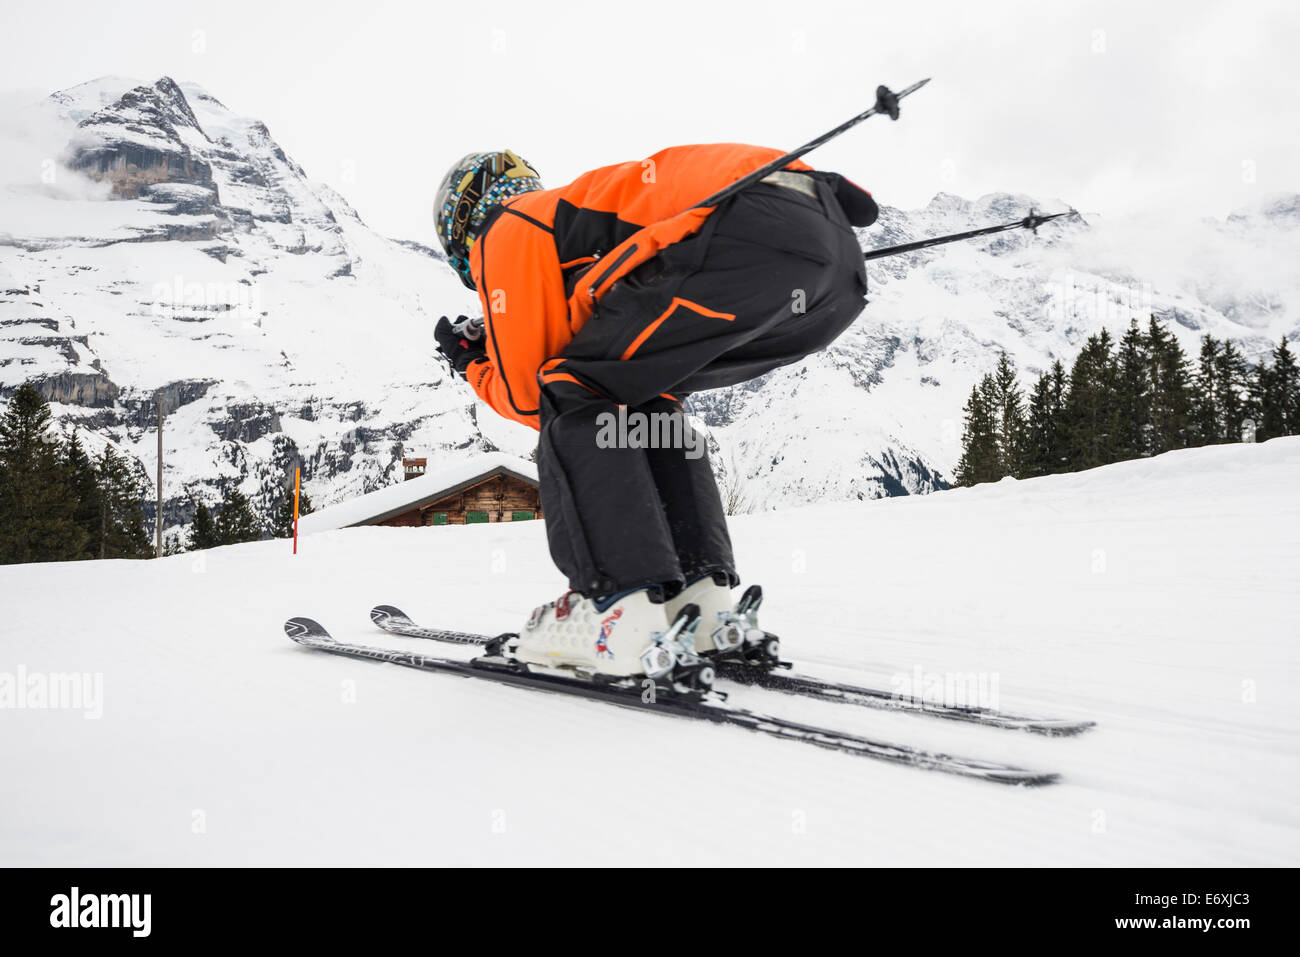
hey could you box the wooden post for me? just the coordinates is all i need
[292,467,301,555]
[156,395,163,558]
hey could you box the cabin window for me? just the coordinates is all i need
[465,511,489,524]
[511,511,535,522]
[431,512,448,525]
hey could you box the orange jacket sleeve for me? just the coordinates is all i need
[466,206,571,429]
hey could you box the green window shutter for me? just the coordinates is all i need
[465,511,489,524]
[511,510,535,522]
[431,512,448,526]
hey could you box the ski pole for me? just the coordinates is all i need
[861,208,1079,262]
[691,78,931,210]
[452,315,484,340]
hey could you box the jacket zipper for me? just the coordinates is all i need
[587,243,639,299]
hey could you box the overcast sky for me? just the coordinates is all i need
[2,0,1297,242]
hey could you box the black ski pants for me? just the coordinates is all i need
[538,175,868,597]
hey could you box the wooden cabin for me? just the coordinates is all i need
[381,468,542,527]
[294,454,542,536]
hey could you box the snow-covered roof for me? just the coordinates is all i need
[297,453,538,534]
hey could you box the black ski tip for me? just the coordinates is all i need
[370,604,412,628]
[285,617,334,644]
[1022,771,1062,787]
[1026,717,1097,737]
[987,773,1060,787]
[971,764,1060,787]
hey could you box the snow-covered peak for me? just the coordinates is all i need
[65,77,214,200]
[46,75,145,123]
[1,75,486,538]
[1225,191,1300,229]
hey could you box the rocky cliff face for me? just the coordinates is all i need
[69,78,216,202]
[1,75,1298,538]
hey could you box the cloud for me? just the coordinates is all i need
[0,89,111,202]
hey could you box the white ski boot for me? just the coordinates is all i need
[665,574,781,668]
[503,587,716,691]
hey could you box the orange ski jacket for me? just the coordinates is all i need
[464,143,832,429]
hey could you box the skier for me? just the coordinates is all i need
[433,145,876,684]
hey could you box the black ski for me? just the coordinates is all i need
[370,607,487,645]
[287,616,1060,786]
[711,664,1093,736]
[369,605,1094,736]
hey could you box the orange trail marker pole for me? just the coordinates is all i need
[293,467,301,555]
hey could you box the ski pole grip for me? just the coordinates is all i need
[453,316,484,341]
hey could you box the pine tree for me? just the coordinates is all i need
[97,446,152,559]
[1191,335,1221,445]
[953,374,1002,487]
[0,383,88,564]
[1048,360,1068,470]
[1062,330,1118,469]
[188,502,220,551]
[989,353,1028,478]
[1024,373,1055,478]
[1144,317,1194,454]
[62,431,101,560]
[1263,336,1300,438]
[215,488,262,545]
[956,323,1282,481]
[1214,340,1252,443]
[271,483,314,538]
[1114,321,1152,458]
[1023,360,1069,477]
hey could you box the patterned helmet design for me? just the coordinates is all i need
[434,149,543,289]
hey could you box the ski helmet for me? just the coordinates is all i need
[434,150,543,288]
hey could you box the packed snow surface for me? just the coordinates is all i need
[1,439,1297,865]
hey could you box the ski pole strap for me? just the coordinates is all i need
[861,208,1078,262]
[691,78,931,211]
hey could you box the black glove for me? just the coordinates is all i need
[435,315,487,378]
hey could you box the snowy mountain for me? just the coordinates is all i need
[699,190,1300,503]
[2,76,1298,534]
[1,76,493,535]
[3,438,1297,865]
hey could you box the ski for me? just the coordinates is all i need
[370,606,488,645]
[287,616,1060,786]
[710,663,1094,736]
[369,605,1094,736]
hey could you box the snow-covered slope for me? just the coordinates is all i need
[3,76,1299,534]
[2,438,1296,865]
